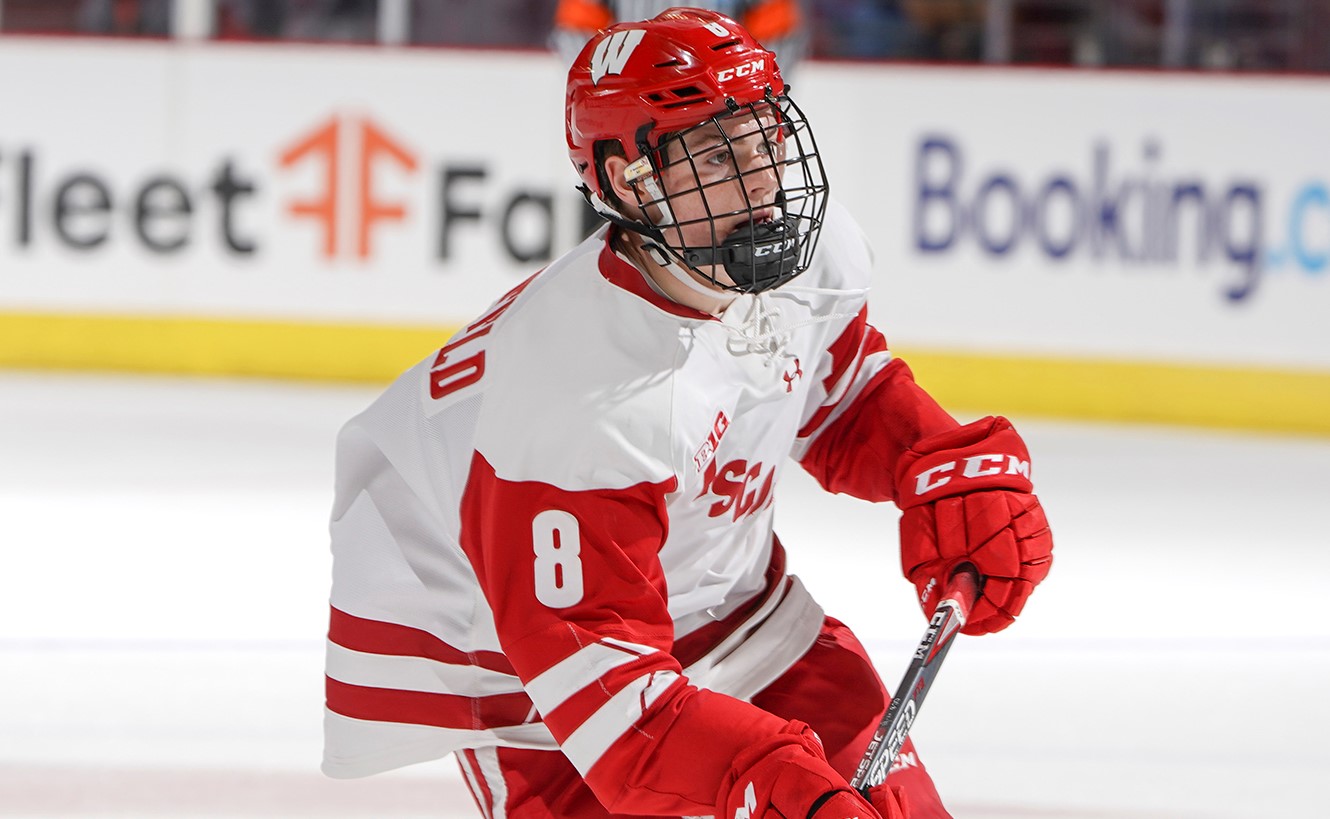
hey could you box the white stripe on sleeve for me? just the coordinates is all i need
[524,639,658,712]
[560,669,681,774]
[325,640,525,697]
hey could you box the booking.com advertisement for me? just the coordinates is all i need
[0,39,1326,377]
[804,66,1329,370]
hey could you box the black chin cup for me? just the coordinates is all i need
[680,218,803,294]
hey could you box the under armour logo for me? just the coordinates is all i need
[783,358,802,393]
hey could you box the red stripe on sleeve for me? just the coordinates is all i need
[822,307,872,392]
[328,606,515,675]
[326,677,535,730]
[797,309,888,439]
[537,650,674,742]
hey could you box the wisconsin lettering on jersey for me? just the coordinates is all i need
[696,457,774,521]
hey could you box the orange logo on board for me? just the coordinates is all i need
[278,115,418,259]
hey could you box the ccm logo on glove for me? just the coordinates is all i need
[912,453,1030,497]
[895,416,1052,635]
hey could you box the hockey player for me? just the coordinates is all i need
[323,8,1053,819]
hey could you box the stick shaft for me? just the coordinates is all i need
[851,567,980,793]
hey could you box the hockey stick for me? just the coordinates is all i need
[850,564,981,795]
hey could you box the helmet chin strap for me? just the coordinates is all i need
[583,148,800,299]
[578,183,733,303]
[640,241,738,302]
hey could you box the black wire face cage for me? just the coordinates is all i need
[630,93,829,295]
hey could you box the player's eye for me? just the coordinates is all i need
[704,149,733,167]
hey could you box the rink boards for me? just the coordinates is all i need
[0,38,1326,434]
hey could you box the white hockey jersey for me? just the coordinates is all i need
[323,200,953,813]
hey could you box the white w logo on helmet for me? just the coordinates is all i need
[590,29,646,85]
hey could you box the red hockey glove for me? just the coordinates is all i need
[894,416,1053,635]
[717,721,904,819]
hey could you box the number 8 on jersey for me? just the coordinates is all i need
[532,509,585,608]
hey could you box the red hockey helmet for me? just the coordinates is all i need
[565,8,828,294]
[566,7,784,199]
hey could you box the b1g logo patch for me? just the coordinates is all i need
[692,410,730,473]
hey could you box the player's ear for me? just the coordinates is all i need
[602,153,638,211]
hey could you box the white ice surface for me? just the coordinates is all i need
[1,371,1327,818]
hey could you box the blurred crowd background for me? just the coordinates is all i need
[1,0,1328,73]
